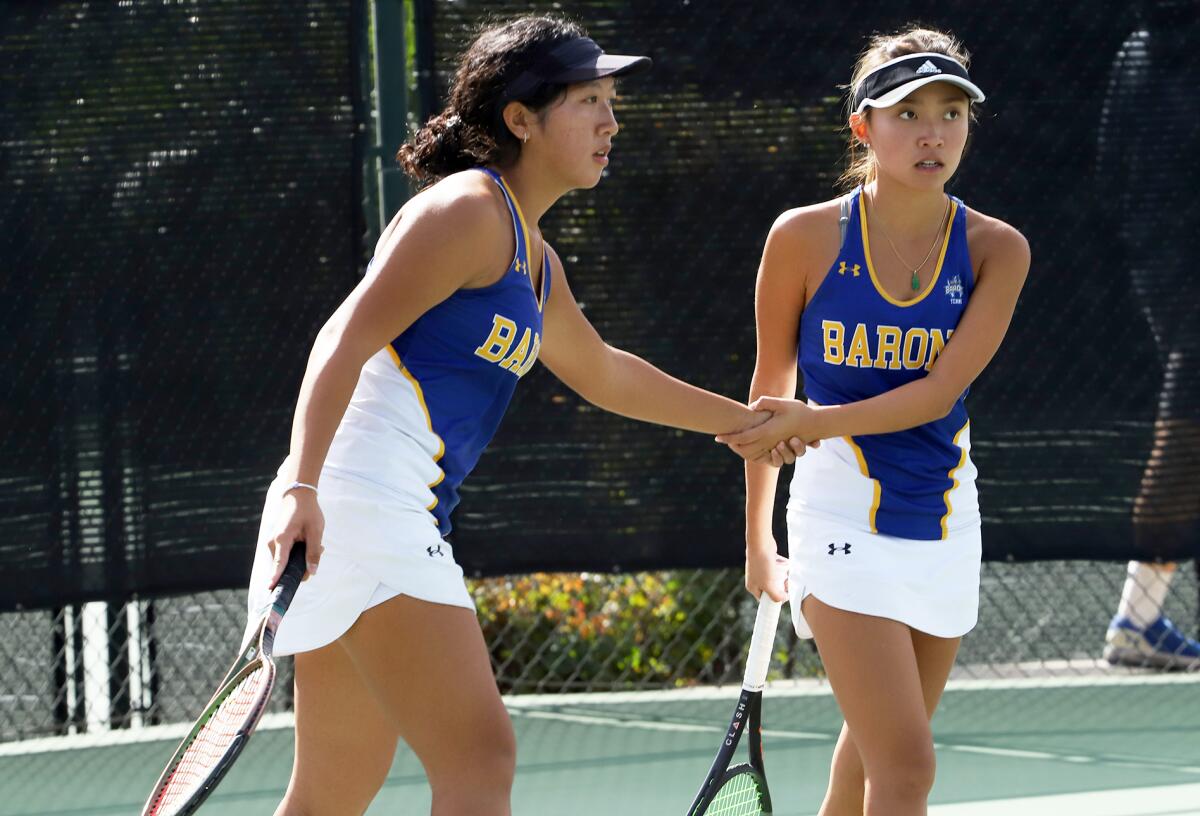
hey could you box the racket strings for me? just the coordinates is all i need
[149,665,271,815]
[706,771,766,816]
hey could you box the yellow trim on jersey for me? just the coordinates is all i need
[426,470,446,514]
[859,195,958,308]
[843,435,881,534]
[495,175,547,313]
[940,421,970,539]
[386,345,447,511]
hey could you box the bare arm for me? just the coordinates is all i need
[744,210,812,600]
[267,176,508,581]
[286,183,504,484]
[720,217,1031,459]
[537,245,767,438]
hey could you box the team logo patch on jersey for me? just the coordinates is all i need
[944,275,964,305]
[828,543,852,555]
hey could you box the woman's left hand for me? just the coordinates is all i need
[745,545,789,602]
[717,397,822,462]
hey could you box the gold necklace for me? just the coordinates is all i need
[869,194,951,291]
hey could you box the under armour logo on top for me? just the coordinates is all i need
[828,543,852,555]
[837,261,861,277]
[426,544,445,558]
[915,60,941,75]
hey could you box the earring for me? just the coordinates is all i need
[522,133,529,144]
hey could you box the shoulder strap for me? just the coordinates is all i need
[540,250,552,306]
[838,193,854,245]
[474,167,528,269]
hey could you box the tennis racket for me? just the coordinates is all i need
[686,594,783,816]
[141,542,307,816]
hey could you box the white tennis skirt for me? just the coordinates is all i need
[244,469,475,657]
[787,510,982,640]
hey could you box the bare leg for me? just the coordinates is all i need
[275,640,401,816]
[819,626,960,815]
[806,596,957,816]
[341,595,515,816]
[1123,355,1200,618]
[275,595,514,816]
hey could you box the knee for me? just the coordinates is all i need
[279,756,391,816]
[430,722,516,803]
[476,725,517,786]
[430,758,514,815]
[866,742,936,803]
[475,715,516,778]
[276,792,353,816]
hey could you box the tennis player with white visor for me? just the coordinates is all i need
[719,26,1029,816]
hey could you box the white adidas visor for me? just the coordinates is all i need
[853,52,985,114]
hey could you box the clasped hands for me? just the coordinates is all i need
[717,397,822,468]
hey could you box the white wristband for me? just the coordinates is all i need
[282,481,318,496]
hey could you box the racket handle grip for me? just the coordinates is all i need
[275,541,308,608]
[743,595,783,692]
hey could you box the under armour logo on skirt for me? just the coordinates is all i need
[828,542,852,555]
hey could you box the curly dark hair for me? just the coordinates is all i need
[397,15,586,187]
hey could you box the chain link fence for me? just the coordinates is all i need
[4,561,1196,744]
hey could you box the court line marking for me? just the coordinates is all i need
[4,665,1196,756]
[0,711,294,755]
[927,782,1200,816]
[504,663,1199,707]
[505,707,1200,779]
[511,708,830,741]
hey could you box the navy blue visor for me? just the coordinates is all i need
[502,37,651,101]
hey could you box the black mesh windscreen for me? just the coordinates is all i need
[1,1,365,609]
[435,0,1200,574]
[2,0,1198,609]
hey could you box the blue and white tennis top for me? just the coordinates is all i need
[323,168,550,535]
[788,188,980,540]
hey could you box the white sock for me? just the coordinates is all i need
[1116,561,1175,628]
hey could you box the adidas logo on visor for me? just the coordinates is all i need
[915,60,941,75]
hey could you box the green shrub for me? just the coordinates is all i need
[470,570,757,693]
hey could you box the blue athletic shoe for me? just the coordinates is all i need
[1104,615,1200,670]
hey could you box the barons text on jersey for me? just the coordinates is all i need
[474,313,542,377]
[821,321,951,371]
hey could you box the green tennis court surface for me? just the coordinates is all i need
[4,672,1198,816]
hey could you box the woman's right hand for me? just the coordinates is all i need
[265,489,325,588]
[724,405,811,468]
[718,398,822,464]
